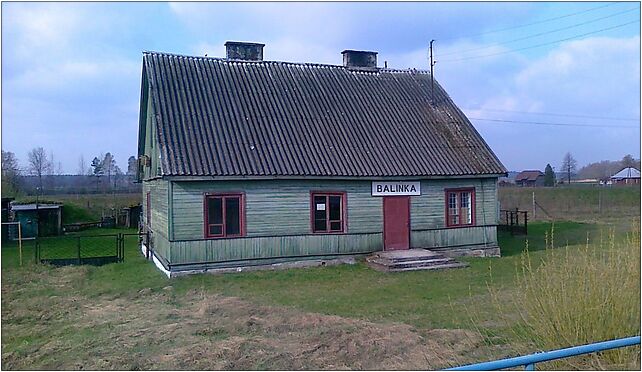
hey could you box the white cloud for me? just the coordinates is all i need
[9,59,139,93]
[3,3,88,60]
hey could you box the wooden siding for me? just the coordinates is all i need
[152,231,171,262]
[411,178,498,230]
[142,89,161,180]
[166,178,499,265]
[143,179,169,239]
[171,180,382,240]
[411,225,497,249]
[170,233,382,264]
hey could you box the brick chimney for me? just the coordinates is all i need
[341,50,378,70]
[225,41,265,61]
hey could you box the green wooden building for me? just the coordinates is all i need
[137,42,507,276]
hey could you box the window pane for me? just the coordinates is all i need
[209,225,222,236]
[460,192,470,208]
[225,197,241,235]
[208,197,223,225]
[461,192,472,224]
[330,221,342,231]
[329,196,341,221]
[315,219,327,232]
[448,193,457,209]
[313,195,327,231]
[460,207,470,224]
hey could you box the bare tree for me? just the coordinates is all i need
[1,150,22,195]
[28,147,52,191]
[621,154,637,169]
[103,152,116,188]
[127,156,138,177]
[78,155,89,176]
[56,161,63,175]
[560,152,578,184]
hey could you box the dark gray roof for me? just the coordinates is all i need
[140,52,506,177]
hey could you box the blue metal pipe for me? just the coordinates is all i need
[447,336,640,371]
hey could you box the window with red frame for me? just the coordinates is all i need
[446,188,475,227]
[205,194,244,238]
[311,193,345,233]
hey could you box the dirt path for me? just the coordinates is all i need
[2,266,488,370]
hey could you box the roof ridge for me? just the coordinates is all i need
[142,50,431,74]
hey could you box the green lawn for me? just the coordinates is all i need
[3,221,599,329]
[1,220,632,369]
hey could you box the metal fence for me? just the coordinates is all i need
[498,209,528,235]
[35,233,125,266]
[447,336,640,370]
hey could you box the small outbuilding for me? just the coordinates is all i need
[10,203,63,239]
[137,41,507,275]
[610,167,640,185]
[514,170,545,187]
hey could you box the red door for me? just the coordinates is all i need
[383,196,410,251]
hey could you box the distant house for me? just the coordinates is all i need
[514,170,545,187]
[610,167,640,185]
[137,41,507,276]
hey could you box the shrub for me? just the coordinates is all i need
[492,223,640,370]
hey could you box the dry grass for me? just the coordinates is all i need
[1,264,490,370]
[486,222,641,370]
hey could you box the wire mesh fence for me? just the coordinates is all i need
[35,233,124,266]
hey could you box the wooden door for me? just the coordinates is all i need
[383,196,410,250]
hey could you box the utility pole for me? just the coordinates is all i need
[429,40,436,102]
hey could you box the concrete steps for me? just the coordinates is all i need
[365,248,469,272]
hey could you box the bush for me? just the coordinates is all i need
[491,223,640,370]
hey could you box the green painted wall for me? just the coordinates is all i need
[412,225,497,248]
[141,88,161,181]
[167,178,499,265]
[143,179,170,240]
[411,178,498,230]
[171,233,381,264]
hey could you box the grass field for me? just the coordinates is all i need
[499,185,640,222]
[3,218,638,370]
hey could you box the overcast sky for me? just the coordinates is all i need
[2,1,640,174]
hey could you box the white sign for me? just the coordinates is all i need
[371,181,421,196]
[316,203,326,211]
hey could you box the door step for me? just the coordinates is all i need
[365,249,469,272]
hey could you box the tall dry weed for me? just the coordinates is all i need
[490,221,640,370]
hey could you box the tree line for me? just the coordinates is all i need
[1,147,139,197]
[541,153,639,186]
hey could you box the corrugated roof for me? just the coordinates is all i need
[515,170,544,182]
[611,167,640,179]
[141,52,506,177]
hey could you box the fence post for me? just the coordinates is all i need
[532,191,536,220]
[524,211,528,235]
[34,239,39,264]
[77,236,81,265]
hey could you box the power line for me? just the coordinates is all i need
[463,108,641,122]
[469,117,640,128]
[438,2,623,42]
[440,18,640,63]
[438,6,640,57]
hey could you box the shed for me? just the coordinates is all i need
[514,170,545,187]
[2,197,15,242]
[10,203,63,239]
[137,41,507,275]
[610,167,640,185]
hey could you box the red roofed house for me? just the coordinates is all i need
[515,170,545,187]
